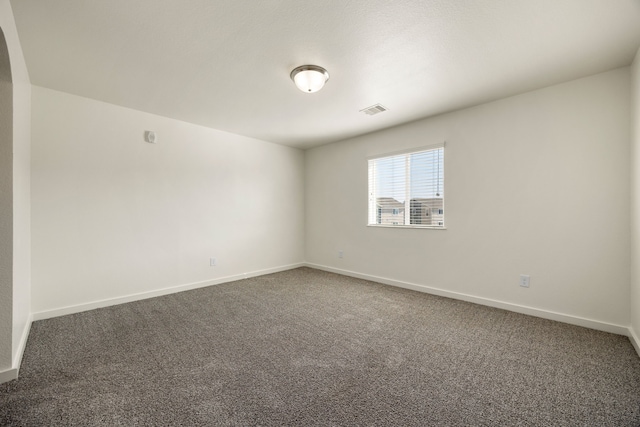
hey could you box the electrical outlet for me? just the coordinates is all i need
[338,250,343,259]
[210,257,217,267]
[519,274,530,288]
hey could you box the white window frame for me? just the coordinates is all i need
[367,143,445,229]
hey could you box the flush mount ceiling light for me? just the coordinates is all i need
[290,65,329,93]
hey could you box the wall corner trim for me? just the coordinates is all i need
[629,327,640,358]
[0,314,33,385]
[0,367,17,385]
[303,263,630,337]
[13,315,32,374]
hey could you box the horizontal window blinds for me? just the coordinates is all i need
[368,145,444,228]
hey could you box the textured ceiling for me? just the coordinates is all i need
[9,0,640,149]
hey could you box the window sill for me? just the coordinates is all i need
[367,224,447,230]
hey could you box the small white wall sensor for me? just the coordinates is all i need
[144,131,157,144]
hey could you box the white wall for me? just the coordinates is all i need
[631,47,640,352]
[31,86,304,315]
[306,68,631,330]
[0,0,31,381]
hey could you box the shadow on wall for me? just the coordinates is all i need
[0,26,13,372]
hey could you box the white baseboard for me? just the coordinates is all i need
[0,367,17,384]
[32,262,305,321]
[6,262,638,386]
[629,327,640,358]
[0,315,33,385]
[13,315,32,375]
[304,263,629,336]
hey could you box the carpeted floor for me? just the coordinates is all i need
[1,267,639,426]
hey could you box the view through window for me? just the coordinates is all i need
[368,145,444,228]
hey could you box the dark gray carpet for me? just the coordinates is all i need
[1,267,639,426]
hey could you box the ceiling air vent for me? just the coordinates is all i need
[360,104,388,116]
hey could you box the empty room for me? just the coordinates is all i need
[2,0,640,425]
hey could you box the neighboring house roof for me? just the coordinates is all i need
[410,198,443,207]
[376,197,404,209]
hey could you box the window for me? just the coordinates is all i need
[368,144,444,228]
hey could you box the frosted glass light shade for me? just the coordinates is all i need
[290,65,329,93]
